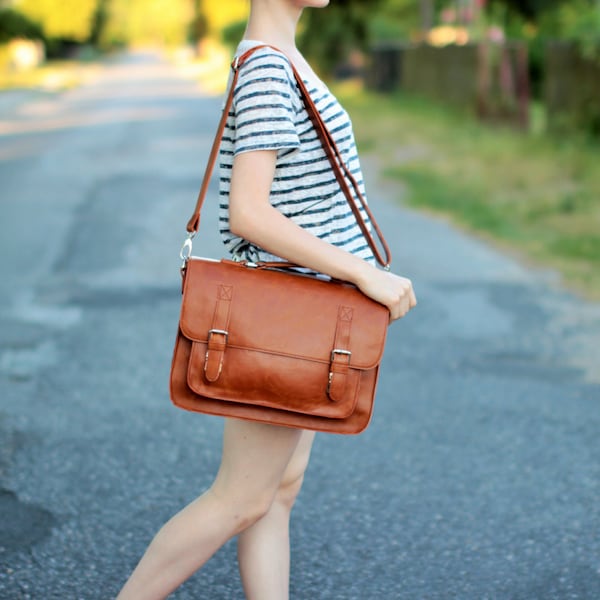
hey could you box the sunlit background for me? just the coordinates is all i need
[2,0,599,135]
[1,0,599,296]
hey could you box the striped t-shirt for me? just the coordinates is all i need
[219,41,374,265]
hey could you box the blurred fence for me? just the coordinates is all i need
[367,42,530,130]
[545,42,600,136]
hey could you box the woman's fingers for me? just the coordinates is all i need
[355,265,416,322]
[388,275,416,322]
[409,287,418,308]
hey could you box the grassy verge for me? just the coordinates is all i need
[0,44,104,92]
[0,59,101,91]
[337,84,600,299]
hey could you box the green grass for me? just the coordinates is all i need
[336,84,600,299]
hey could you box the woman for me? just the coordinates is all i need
[117,0,416,598]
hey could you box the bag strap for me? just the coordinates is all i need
[184,44,392,269]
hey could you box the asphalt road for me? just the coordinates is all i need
[0,51,599,600]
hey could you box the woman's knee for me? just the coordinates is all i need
[208,485,275,534]
[274,472,305,512]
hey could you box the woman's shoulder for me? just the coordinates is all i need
[235,41,295,81]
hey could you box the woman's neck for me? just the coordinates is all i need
[243,0,302,55]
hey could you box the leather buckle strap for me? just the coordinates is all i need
[204,285,233,382]
[327,307,353,401]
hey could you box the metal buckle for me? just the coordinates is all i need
[327,349,352,394]
[208,329,229,342]
[179,232,195,268]
[330,349,352,362]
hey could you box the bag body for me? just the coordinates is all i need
[170,45,393,434]
[170,258,389,433]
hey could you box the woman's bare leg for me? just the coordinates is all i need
[237,430,316,600]
[116,419,304,600]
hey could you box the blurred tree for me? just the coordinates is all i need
[188,0,208,47]
[200,0,247,36]
[420,0,434,31]
[221,19,247,51]
[369,0,428,42]
[300,0,385,74]
[89,0,109,47]
[484,0,600,96]
[299,0,451,73]
[15,0,98,42]
[101,0,193,47]
[538,0,600,58]
[0,7,43,43]
[487,0,565,20]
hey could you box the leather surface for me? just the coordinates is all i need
[170,258,389,434]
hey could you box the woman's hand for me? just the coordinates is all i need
[354,263,417,322]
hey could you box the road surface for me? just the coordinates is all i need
[0,51,599,599]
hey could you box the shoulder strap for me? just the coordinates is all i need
[185,45,392,269]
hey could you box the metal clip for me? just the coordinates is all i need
[327,349,352,395]
[208,329,229,342]
[179,232,195,268]
[330,349,352,362]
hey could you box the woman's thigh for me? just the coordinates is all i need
[211,419,305,504]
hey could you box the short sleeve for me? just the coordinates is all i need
[232,50,301,156]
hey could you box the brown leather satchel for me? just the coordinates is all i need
[170,46,393,434]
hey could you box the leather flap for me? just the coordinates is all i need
[179,258,389,370]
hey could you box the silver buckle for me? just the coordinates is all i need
[208,329,229,342]
[327,349,352,394]
[330,349,351,362]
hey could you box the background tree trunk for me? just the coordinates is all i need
[420,0,434,31]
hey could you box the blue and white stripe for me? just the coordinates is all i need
[218,42,374,264]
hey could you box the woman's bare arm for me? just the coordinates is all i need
[229,150,416,321]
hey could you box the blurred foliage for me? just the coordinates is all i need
[100,0,193,47]
[221,20,247,52]
[299,0,384,75]
[487,0,564,20]
[465,1,600,100]
[368,0,423,42]
[200,0,247,37]
[89,0,109,47]
[538,1,600,59]
[299,0,449,73]
[4,0,204,50]
[188,0,208,46]
[15,0,98,42]
[0,8,43,43]
[488,0,600,56]
[339,85,600,297]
